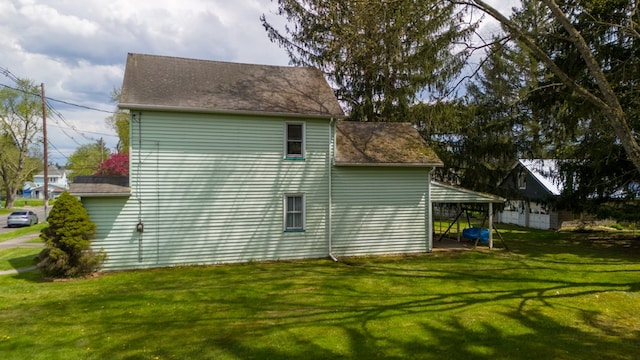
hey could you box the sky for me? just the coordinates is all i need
[0,0,516,166]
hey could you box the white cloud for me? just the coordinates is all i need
[19,3,99,36]
[1,0,519,165]
[0,0,289,165]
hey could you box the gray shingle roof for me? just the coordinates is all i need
[69,176,130,197]
[119,53,344,118]
[335,121,443,166]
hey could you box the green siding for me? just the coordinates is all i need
[87,111,331,270]
[82,112,439,269]
[331,167,430,256]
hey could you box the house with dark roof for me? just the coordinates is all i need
[71,53,445,270]
[496,159,574,230]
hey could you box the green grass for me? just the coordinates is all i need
[1,199,55,214]
[0,228,638,359]
[0,223,46,243]
[1,199,47,209]
[0,248,40,271]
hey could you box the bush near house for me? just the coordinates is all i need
[36,191,106,278]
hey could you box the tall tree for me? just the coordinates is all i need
[66,140,111,180]
[261,0,477,121]
[440,3,558,193]
[457,41,531,192]
[105,88,129,153]
[461,0,640,179]
[0,79,42,208]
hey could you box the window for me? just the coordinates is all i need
[284,193,305,231]
[517,171,526,189]
[285,122,305,159]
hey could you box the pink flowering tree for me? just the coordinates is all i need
[94,153,129,176]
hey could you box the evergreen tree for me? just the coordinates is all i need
[37,192,106,278]
[467,0,640,181]
[261,0,476,121]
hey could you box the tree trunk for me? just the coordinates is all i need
[465,0,640,175]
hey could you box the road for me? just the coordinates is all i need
[0,206,48,235]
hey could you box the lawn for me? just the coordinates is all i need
[0,223,46,243]
[0,248,40,271]
[0,226,638,359]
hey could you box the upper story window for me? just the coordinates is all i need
[285,122,305,159]
[517,171,526,189]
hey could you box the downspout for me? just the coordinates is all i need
[427,166,434,252]
[134,112,144,262]
[328,118,338,262]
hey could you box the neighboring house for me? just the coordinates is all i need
[496,159,574,230]
[70,53,446,270]
[23,167,70,199]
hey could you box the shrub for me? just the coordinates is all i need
[36,192,106,278]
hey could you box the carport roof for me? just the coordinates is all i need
[431,181,505,203]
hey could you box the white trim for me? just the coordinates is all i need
[118,103,345,119]
[284,122,306,159]
[284,193,306,231]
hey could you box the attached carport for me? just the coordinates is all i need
[430,181,506,249]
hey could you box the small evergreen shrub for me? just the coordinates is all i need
[36,191,106,278]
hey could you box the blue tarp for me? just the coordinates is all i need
[462,227,490,244]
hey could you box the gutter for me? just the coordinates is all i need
[72,193,131,197]
[119,103,347,121]
[334,162,444,167]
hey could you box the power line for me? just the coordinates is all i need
[47,97,117,114]
[1,82,119,144]
[47,140,70,162]
[46,101,97,143]
[0,82,118,114]
[47,123,118,138]
[0,66,20,83]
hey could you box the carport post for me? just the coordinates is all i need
[489,202,493,249]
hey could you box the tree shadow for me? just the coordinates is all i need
[3,254,638,359]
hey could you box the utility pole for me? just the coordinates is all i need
[100,137,105,162]
[41,83,48,219]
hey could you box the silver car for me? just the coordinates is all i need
[7,210,39,227]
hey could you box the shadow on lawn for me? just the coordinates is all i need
[414,308,640,359]
[499,227,640,261]
[13,256,640,360]
[5,226,639,358]
[7,253,38,271]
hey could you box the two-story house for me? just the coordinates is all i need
[24,167,69,199]
[71,53,445,270]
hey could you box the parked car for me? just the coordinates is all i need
[7,210,39,227]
